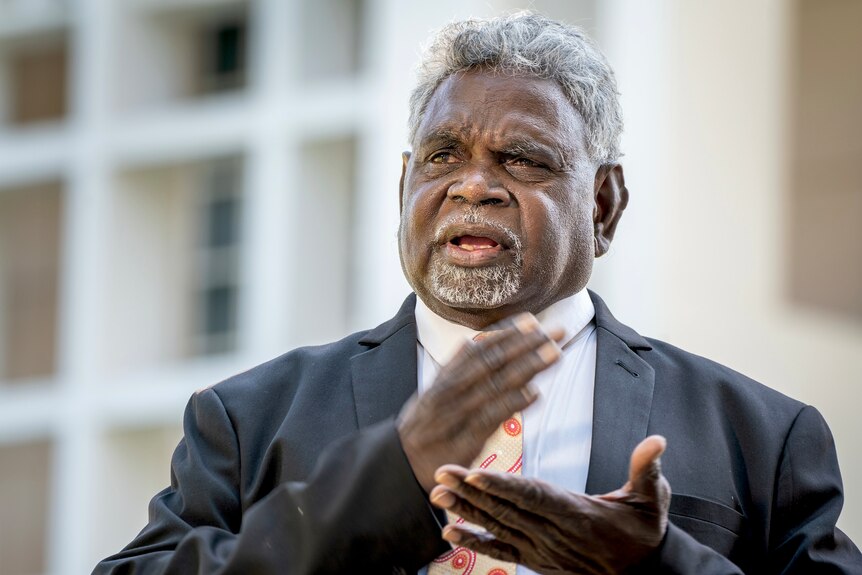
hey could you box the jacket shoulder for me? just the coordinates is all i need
[642,336,806,424]
[207,329,372,411]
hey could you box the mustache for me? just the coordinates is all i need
[432,207,522,251]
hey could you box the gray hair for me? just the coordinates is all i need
[408,12,623,164]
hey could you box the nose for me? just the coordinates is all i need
[446,167,511,207]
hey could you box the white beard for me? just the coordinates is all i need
[428,257,522,308]
[427,208,524,308]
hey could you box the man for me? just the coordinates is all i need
[95,13,860,574]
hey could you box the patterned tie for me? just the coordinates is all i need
[429,332,523,575]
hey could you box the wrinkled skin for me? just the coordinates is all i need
[430,436,671,574]
[397,69,627,330]
[396,69,667,572]
[398,313,564,492]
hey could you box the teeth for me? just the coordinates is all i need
[458,243,495,251]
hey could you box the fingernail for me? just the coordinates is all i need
[431,490,456,508]
[443,528,462,543]
[537,341,561,364]
[464,473,489,489]
[514,313,539,334]
[435,472,458,488]
[521,384,538,402]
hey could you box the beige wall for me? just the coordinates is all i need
[592,0,862,540]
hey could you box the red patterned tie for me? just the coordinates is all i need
[429,332,523,575]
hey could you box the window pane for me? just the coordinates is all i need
[0,439,52,575]
[0,182,62,382]
[7,35,68,125]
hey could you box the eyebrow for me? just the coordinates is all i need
[417,127,471,150]
[418,127,570,169]
[498,140,568,168]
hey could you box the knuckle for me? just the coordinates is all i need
[469,408,497,435]
[487,372,504,393]
[480,344,508,372]
[489,499,513,523]
[460,340,482,362]
[510,353,545,384]
[495,393,520,417]
[523,480,549,508]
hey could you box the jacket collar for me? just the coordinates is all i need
[357,293,418,346]
[351,295,419,429]
[589,290,652,351]
[585,290,656,494]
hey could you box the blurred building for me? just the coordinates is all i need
[0,0,858,574]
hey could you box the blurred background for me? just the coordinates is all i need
[0,0,858,573]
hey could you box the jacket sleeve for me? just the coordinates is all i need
[93,387,447,574]
[640,523,744,574]
[647,405,861,574]
[768,405,861,573]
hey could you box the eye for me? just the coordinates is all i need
[429,151,458,164]
[508,156,543,168]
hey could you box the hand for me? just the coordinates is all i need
[429,435,671,574]
[397,313,563,492]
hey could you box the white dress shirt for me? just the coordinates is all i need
[415,290,597,575]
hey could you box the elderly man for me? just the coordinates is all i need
[95,13,860,575]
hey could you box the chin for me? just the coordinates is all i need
[428,260,522,309]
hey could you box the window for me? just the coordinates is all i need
[0,182,62,382]
[197,17,246,94]
[299,0,365,81]
[0,439,53,575]
[292,136,357,343]
[194,159,242,355]
[2,33,68,126]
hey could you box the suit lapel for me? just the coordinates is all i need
[351,295,419,429]
[585,292,656,494]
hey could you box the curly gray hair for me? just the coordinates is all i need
[408,12,623,164]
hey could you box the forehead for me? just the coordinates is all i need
[416,69,586,153]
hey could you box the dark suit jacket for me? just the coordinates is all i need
[94,293,861,574]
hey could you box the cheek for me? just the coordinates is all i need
[525,194,593,270]
[399,192,434,265]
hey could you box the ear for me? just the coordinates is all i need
[592,164,628,257]
[399,151,411,214]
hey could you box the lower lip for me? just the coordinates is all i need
[440,242,507,266]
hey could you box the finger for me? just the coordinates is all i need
[443,312,559,383]
[452,318,556,387]
[483,313,564,341]
[458,340,559,430]
[441,525,522,564]
[436,468,552,534]
[463,386,540,439]
[438,336,557,440]
[430,485,533,548]
[627,435,666,496]
[460,468,574,514]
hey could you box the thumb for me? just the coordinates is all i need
[627,435,667,497]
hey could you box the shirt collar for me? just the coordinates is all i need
[414,289,596,367]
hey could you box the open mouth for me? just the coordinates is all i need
[450,235,501,252]
[439,226,512,266]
